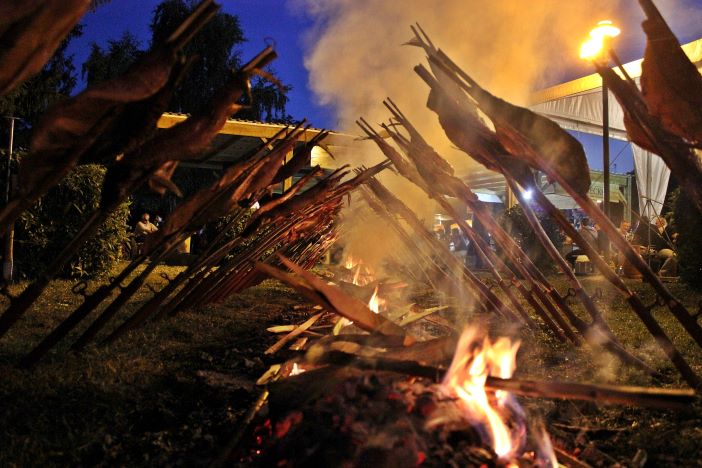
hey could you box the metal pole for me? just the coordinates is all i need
[3,117,15,282]
[602,78,610,258]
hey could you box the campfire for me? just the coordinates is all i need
[431,328,525,461]
[249,324,552,467]
[1,1,701,467]
[237,254,694,467]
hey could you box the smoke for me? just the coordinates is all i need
[299,0,622,130]
[293,0,654,278]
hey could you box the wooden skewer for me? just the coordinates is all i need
[312,350,697,409]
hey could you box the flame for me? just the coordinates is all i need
[368,285,385,314]
[290,363,306,376]
[580,20,620,60]
[439,328,524,460]
[352,264,362,285]
[345,255,357,270]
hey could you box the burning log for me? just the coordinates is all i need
[307,350,697,410]
[265,313,324,355]
[256,255,414,345]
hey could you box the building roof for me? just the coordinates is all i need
[156,113,355,170]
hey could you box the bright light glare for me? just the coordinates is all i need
[522,189,533,201]
[580,20,620,60]
[590,20,621,40]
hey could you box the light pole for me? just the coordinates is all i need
[580,20,620,258]
[3,117,18,282]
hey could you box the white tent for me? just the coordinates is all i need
[528,37,702,218]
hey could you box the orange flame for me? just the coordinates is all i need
[352,264,362,285]
[438,328,524,460]
[368,285,385,314]
[290,363,306,376]
[345,255,357,270]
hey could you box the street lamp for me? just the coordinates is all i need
[580,20,620,258]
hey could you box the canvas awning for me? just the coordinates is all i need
[527,37,702,217]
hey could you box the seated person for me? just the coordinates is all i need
[632,216,657,248]
[565,218,598,268]
[653,216,678,276]
[135,212,158,243]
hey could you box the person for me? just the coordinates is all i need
[135,212,158,237]
[614,221,632,273]
[578,218,598,246]
[632,216,657,247]
[653,216,678,277]
[565,218,597,269]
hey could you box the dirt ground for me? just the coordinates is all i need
[0,264,701,466]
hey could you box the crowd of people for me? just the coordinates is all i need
[436,212,678,279]
[563,214,677,277]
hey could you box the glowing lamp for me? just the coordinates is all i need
[579,20,620,60]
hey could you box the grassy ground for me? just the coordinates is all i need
[0,263,311,466]
[0,265,701,466]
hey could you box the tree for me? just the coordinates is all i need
[0,27,82,148]
[670,188,702,289]
[149,0,290,121]
[82,32,144,85]
[150,0,244,115]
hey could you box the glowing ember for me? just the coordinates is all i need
[367,285,385,314]
[434,328,527,461]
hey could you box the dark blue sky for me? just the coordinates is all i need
[66,0,336,128]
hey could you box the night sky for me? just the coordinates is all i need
[67,0,702,174]
[66,0,336,128]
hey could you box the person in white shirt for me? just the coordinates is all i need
[135,213,158,237]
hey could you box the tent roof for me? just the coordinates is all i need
[529,37,702,105]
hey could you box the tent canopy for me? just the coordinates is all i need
[527,37,702,218]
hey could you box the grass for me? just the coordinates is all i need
[0,262,311,466]
[0,265,701,466]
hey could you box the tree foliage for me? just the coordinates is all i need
[82,32,144,85]
[670,188,702,289]
[0,27,83,148]
[10,157,130,279]
[81,1,292,122]
[151,0,245,115]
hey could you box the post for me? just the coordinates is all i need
[601,74,610,258]
[3,117,15,283]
